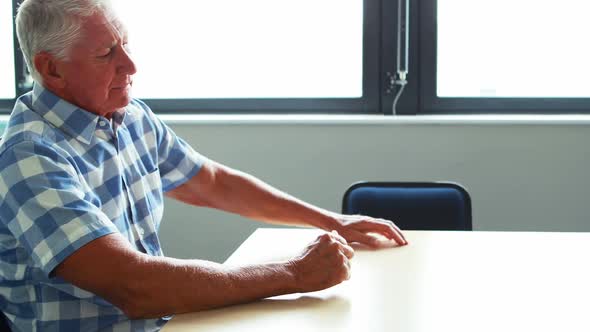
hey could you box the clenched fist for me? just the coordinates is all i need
[287,231,354,293]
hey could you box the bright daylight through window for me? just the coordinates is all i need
[113,0,363,99]
[437,0,590,98]
[1,1,16,99]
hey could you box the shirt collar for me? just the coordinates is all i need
[31,83,105,145]
[111,108,127,130]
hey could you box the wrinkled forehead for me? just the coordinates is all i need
[76,11,128,48]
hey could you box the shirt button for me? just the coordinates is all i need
[99,120,107,127]
[138,228,145,236]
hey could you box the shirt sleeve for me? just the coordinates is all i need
[0,140,119,277]
[133,100,207,192]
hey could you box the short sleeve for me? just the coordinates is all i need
[0,140,119,276]
[133,100,207,192]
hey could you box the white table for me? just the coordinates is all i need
[163,228,590,332]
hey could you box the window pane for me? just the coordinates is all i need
[0,1,15,99]
[113,0,363,99]
[437,0,590,98]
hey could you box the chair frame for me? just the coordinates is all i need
[342,181,473,231]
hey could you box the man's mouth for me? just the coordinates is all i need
[112,82,132,90]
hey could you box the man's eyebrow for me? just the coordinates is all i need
[92,40,117,52]
[95,21,128,51]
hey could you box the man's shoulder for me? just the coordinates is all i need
[1,98,65,158]
[0,127,60,160]
[3,102,49,142]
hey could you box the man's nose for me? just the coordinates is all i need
[117,46,137,75]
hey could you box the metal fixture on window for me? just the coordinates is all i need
[391,0,409,115]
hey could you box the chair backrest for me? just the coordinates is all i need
[342,182,472,231]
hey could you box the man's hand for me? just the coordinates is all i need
[287,231,354,293]
[332,214,408,248]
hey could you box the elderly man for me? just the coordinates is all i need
[0,0,407,331]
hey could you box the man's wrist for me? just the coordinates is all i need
[313,210,342,232]
[283,259,303,293]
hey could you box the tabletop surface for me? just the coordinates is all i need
[163,228,590,332]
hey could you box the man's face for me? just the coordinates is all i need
[55,12,137,118]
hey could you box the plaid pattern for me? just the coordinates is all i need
[0,84,205,331]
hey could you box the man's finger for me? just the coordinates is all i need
[353,220,407,246]
[339,242,355,259]
[330,230,349,246]
[376,218,408,244]
[340,252,352,280]
[347,232,384,249]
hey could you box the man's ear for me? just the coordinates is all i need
[33,52,66,89]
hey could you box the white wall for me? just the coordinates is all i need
[158,116,590,262]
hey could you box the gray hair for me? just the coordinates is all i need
[15,0,115,83]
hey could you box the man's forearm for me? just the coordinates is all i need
[123,254,298,319]
[166,161,340,231]
[213,167,339,230]
[55,231,352,321]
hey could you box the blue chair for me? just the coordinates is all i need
[342,182,472,231]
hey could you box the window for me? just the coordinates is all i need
[418,0,590,113]
[438,0,590,98]
[4,0,590,114]
[0,1,15,99]
[112,0,376,113]
[115,0,362,99]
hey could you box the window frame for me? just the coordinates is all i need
[3,0,382,114]
[417,0,590,114]
[140,0,380,114]
[4,0,590,115]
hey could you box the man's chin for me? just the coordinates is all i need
[112,93,133,108]
[100,96,132,118]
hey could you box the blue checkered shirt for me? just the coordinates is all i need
[0,84,205,331]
